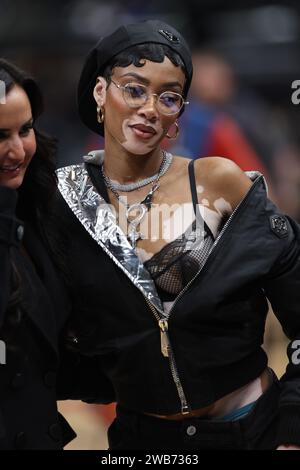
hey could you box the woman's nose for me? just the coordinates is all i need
[7,135,26,159]
[137,94,159,121]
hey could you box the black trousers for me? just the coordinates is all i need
[108,375,281,450]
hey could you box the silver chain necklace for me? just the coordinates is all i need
[101,150,173,192]
[101,152,173,249]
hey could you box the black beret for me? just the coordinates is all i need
[77,19,193,135]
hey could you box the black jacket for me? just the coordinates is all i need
[56,162,300,446]
[0,186,77,449]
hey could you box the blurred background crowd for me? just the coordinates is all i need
[1,0,300,449]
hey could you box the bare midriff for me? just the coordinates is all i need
[143,368,271,421]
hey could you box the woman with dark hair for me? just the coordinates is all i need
[54,20,300,450]
[0,58,79,450]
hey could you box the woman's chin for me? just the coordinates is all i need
[0,174,25,190]
[122,142,156,155]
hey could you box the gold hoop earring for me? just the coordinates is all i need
[97,106,105,124]
[166,121,179,140]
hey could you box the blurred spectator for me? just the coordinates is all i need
[169,49,300,216]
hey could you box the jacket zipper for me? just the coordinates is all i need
[143,175,264,414]
[145,299,190,414]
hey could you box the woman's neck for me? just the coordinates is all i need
[103,143,163,184]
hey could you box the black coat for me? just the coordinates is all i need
[0,186,76,449]
[56,162,300,446]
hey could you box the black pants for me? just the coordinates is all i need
[108,375,281,450]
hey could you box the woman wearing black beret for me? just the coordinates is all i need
[55,20,300,450]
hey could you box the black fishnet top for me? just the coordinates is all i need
[144,220,215,300]
[144,160,218,302]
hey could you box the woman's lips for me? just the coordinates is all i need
[0,163,22,176]
[130,124,156,140]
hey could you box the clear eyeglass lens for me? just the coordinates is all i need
[158,92,183,114]
[123,83,183,114]
[124,84,147,107]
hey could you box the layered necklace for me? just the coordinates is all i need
[101,150,173,249]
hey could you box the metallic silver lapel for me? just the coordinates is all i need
[56,164,164,314]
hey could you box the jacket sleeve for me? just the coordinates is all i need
[0,186,23,329]
[263,214,300,445]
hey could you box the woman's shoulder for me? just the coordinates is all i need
[193,156,253,211]
[173,154,252,185]
[194,155,246,175]
[173,154,246,174]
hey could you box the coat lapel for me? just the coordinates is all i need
[57,164,164,314]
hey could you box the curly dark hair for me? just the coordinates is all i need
[102,43,187,85]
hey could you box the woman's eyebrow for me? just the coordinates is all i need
[120,72,150,84]
[22,118,34,126]
[120,72,182,89]
[161,81,183,90]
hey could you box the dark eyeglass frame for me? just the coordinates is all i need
[110,79,189,115]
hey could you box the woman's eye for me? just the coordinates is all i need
[160,93,181,109]
[162,94,179,104]
[127,85,145,98]
[20,125,33,136]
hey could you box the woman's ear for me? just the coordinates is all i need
[93,77,107,107]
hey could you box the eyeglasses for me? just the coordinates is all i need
[110,80,189,115]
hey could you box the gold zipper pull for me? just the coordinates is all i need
[159,319,169,357]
